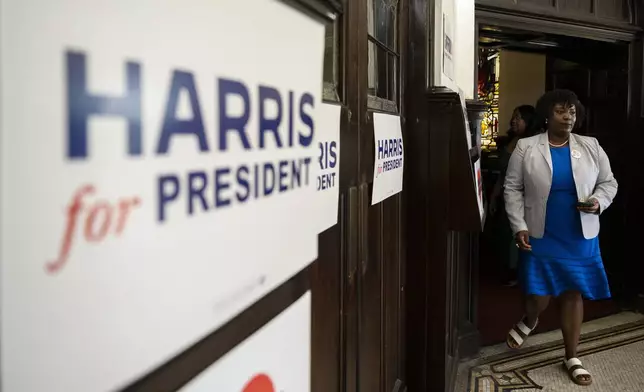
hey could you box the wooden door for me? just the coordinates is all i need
[311,1,407,391]
[546,49,630,310]
[359,1,406,392]
[627,36,644,311]
[309,6,360,392]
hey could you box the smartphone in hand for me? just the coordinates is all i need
[577,200,595,208]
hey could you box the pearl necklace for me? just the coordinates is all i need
[548,139,569,148]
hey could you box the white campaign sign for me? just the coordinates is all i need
[315,103,341,232]
[0,1,324,391]
[372,113,404,205]
[180,292,311,392]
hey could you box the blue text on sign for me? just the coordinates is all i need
[65,51,315,223]
[317,141,337,190]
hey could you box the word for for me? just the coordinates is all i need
[377,138,403,160]
[46,185,141,274]
[158,158,312,222]
[66,50,315,159]
[317,141,337,191]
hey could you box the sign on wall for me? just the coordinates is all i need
[371,113,404,205]
[460,92,473,150]
[0,0,324,391]
[315,103,341,232]
[442,12,455,81]
[179,292,311,392]
[474,159,485,219]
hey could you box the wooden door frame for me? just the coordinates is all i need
[476,7,640,42]
[470,2,642,354]
[626,0,644,313]
[309,0,364,391]
[357,1,409,391]
[404,2,643,392]
[315,1,409,391]
[474,1,641,102]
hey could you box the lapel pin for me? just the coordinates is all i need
[571,149,581,159]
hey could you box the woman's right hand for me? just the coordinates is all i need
[515,231,532,251]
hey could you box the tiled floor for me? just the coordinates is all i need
[455,312,644,391]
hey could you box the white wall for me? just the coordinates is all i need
[498,50,546,135]
[432,0,475,99]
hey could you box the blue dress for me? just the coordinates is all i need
[520,145,611,300]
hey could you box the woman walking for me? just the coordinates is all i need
[503,89,618,386]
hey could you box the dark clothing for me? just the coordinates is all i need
[489,140,519,275]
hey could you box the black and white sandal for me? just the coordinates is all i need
[563,357,592,386]
[506,316,538,349]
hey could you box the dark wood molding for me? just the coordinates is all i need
[625,34,644,304]
[409,90,487,392]
[279,0,343,23]
[403,1,436,390]
[476,6,640,43]
[420,87,455,392]
[446,353,459,392]
[427,0,436,88]
[122,266,311,392]
[460,233,481,358]
[476,0,640,31]
[457,321,480,359]
[438,93,485,232]
[637,0,644,27]
[640,41,644,117]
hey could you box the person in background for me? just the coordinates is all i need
[489,105,539,286]
[504,89,617,387]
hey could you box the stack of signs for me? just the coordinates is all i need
[0,0,340,391]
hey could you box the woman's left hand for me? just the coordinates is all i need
[578,198,600,214]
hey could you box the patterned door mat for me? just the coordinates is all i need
[466,319,644,391]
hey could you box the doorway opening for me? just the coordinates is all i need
[476,24,630,347]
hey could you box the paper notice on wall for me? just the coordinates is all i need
[315,103,341,233]
[180,292,311,392]
[372,113,404,205]
[459,91,472,150]
[442,13,454,81]
[474,159,484,219]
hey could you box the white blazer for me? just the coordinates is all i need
[504,132,618,239]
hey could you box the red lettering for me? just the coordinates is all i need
[115,197,141,235]
[46,184,95,274]
[84,202,112,242]
[242,374,275,392]
[46,185,141,275]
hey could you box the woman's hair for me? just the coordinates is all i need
[506,104,539,139]
[535,89,586,129]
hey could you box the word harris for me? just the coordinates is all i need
[47,51,317,274]
[377,138,403,173]
[317,140,337,191]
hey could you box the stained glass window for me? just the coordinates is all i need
[478,50,500,151]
